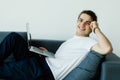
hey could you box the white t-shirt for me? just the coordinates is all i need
[45,35,97,80]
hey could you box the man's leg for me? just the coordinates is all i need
[0,56,55,80]
[0,57,42,79]
[64,50,105,80]
[0,33,54,79]
[0,32,29,63]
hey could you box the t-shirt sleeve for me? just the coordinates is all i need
[87,38,98,50]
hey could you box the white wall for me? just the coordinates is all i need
[0,0,120,56]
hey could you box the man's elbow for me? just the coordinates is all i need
[104,46,113,54]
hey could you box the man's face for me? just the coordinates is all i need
[76,13,93,37]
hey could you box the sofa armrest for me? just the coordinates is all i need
[100,61,120,80]
[100,53,120,80]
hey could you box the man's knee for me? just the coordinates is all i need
[64,51,105,80]
[6,32,24,42]
[8,32,21,38]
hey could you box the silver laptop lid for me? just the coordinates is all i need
[26,22,31,49]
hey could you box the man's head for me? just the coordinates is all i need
[76,10,97,37]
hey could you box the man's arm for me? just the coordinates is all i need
[90,21,113,55]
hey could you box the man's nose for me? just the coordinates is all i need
[80,22,85,27]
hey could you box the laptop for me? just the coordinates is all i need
[26,23,55,58]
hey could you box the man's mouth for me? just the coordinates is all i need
[79,27,85,31]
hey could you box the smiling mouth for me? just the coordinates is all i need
[79,27,85,31]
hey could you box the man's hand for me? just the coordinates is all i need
[38,47,48,57]
[90,21,100,33]
[39,47,47,51]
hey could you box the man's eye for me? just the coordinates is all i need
[86,22,91,25]
[80,19,82,22]
[78,19,83,22]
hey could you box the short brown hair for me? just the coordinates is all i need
[78,10,97,21]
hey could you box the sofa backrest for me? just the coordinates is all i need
[31,39,64,53]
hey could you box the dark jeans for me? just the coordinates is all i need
[0,32,54,80]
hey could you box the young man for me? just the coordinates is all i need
[46,10,113,80]
[0,10,112,80]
